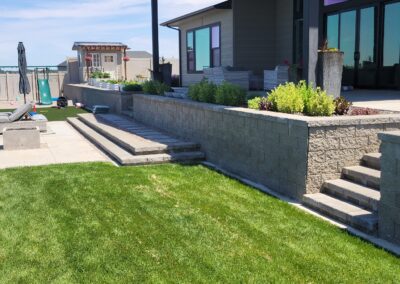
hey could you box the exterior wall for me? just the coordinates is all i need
[132,94,400,199]
[64,84,133,114]
[378,131,400,245]
[233,0,294,74]
[176,9,234,86]
[0,72,68,108]
[276,0,294,65]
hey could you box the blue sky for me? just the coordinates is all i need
[0,0,221,66]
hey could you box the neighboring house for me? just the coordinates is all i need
[72,42,129,82]
[125,50,180,82]
[161,0,400,90]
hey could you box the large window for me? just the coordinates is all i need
[187,24,221,73]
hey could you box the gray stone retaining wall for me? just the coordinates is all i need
[378,131,400,245]
[132,94,400,200]
[64,84,134,114]
[307,119,400,193]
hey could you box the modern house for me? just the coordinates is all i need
[161,0,400,90]
[72,42,129,82]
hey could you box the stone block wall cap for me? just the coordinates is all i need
[379,131,400,143]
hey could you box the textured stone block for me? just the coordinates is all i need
[340,136,369,149]
[309,137,340,151]
[3,127,40,151]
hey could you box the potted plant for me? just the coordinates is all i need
[317,40,344,98]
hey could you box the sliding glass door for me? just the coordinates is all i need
[381,1,400,88]
[326,6,376,88]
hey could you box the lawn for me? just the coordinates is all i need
[0,163,399,283]
[0,107,88,121]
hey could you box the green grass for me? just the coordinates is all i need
[0,163,398,283]
[0,107,88,121]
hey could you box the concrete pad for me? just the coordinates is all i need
[343,90,400,112]
[0,121,111,169]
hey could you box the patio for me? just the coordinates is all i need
[343,89,400,112]
[0,121,110,169]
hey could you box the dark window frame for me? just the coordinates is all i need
[186,22,221,74]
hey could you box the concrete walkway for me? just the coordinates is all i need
[0,121,111,169]
[343,90,400,112]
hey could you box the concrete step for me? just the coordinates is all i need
[77,113,199,155]
[323,179,380,212]
[303,193,378,234]
[342,166,381,190]
[68,117,205,166]
[125,151,205,166]
[67,117,137,165]
[362,153,381,170]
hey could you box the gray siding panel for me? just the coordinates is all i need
[176,9,234,86]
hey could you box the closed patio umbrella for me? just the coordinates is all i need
[18,42,31,104]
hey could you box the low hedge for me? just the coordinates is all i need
[189,80,246,107]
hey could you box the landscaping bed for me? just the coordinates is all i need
[0,162,398,282]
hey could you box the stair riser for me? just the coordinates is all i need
[68,119,127,164]
[124,157,204,166]
[323,185,379,212]
[362,157,381,171]
[303,197,378,234]
[342,173,380,191]
[78,117,199,155]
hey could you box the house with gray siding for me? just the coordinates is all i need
[162,0,400,90]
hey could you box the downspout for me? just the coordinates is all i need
[165,24,182,87]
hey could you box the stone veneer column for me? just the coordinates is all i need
[378,131,400,245]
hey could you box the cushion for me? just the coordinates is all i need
[8,103,33,122]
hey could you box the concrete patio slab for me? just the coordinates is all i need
[0,121,111,169]
[343,90,400,112]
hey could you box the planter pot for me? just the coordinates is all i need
[317,51,344,98]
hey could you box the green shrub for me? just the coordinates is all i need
[267,82,304,114]
[188,83,201,101]
[215,82,246,107]
[248,97,263,110]
[142,80,170,96]
[143,80,158,94]
[198,80,217,103]
[123,82,143,92]
[267,81,335,116]
[304,89,335,116]
[90,71,110,79]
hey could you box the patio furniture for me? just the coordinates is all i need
[0,103,33,123]
[264,65,289,90]
[3,126,40,151]
[0,103,47,134]
[204,67,251,90]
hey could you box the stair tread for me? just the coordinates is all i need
[364,153,381,159]
[68,118,204,166]
[67,118,136,164]
[77,113,199,154]
[343,166,381,179]
[303,193,378,233]
[325,179,380,201]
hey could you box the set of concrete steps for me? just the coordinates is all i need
[303,153,381,234]
[67,113,204,166]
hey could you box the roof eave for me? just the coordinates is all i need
[160,0,231,27]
